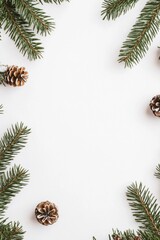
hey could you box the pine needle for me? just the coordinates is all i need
[102,0,160,67]
[101,0,139,20]
[0,0,67,60]
[119,0,160,67]
[0,123,30,175]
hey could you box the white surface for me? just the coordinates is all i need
[0,0,160,239]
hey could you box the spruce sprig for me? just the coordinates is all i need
[0,108,30,239]
[0,123,30,175]
[0,165,29,217]
[2,1,43,60]
[155,164,160,179]
[94,164,160,240]
[11,0,54,35]
[109,229,138,240]
[101,0,139,20]
[102,0,160,67]
[1,0,66,60]
[38,0,68,3]
[0,105,3,114]
[127,183,160,234]
[119,0,160,67]
[0,220,24,240]
[108,229,160,240]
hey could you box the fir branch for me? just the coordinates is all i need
[155,164,160,179]
[11,0,55,35]
[118,0,160,67]
[0,108,30,239]
[0,70,6,86]
[38,0,68,4]
[0,165,29,216]
[0,0,67,59]
[101,0,139,20]
[0,76,4,85]
[101,165,160,240]
[108,229,160,240]
[0,12,3,41]
[127,182,160,235]
[0,123,30,175]
[137,230,160,240]
[0,105,3,114]
[0,220,24,240]
[2,1,43,60]
[109,229,139,240]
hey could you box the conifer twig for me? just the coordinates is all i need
[2,2,43,60]
[0,0,67,60]
[0,105,3,114]
[119,0,160,67]
[38,0,68,4]
[0,220,24,240]
[11,0,55,35]
[127,182,160,235]
[94,163,160,240]
[0,123,30,175]
[102,0,160,67]
[101,0,139,20]
[0,108,30,239]
[0,165,29,217]
[155,164,160,179]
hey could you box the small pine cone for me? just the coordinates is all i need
[35,201,59,226]
[5,65,28,87]
[150,95,160,117]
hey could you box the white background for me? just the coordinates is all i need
[0,0,160,239]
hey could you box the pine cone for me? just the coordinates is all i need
[35,201,59,226]
[150,95,160,117]
[5,65,28,87]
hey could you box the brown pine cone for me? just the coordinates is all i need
[35,201,59,226]
[5,65,28,87]
[150,95,160,117]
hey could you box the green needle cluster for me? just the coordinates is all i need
[0,0,67,60]
[102,0,160,67]
[94,165,160,240]
[0,106,30,239]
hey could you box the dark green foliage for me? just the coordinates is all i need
[101,0,160,67]
[0,110,30,239]
[109,230,139,240]
[127,183,160,234]
[94,165,160,240]
[0,72,5,86]
[0,220,24,240]
[155,164,160,179]
[38,0,68,3]
[101,0,139,20]
[0,165,29,217]
[0,0,67,60]
[109,229,160,240]
[0,123,30,175]
[10,0,54,35]
[0,106,3,115]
